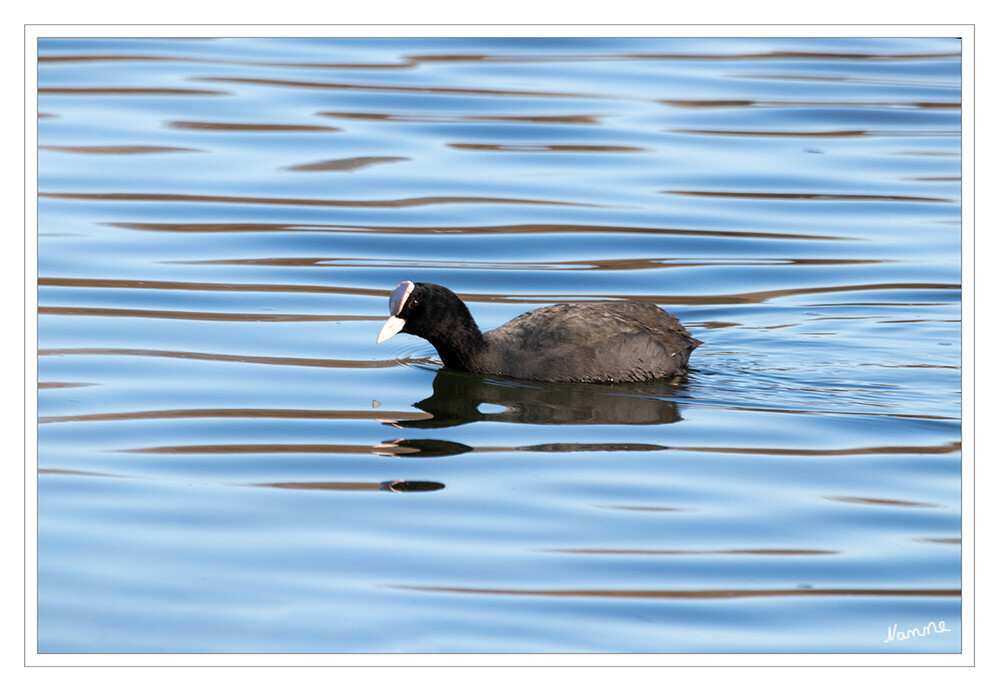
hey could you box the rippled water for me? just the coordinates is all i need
[35,36,962,654]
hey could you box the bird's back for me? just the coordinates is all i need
[478,301,700,383]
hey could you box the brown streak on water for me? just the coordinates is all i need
[120,443,421,455]
[547,548,840,556]
[285,156,408,172]
[168,120,340,132]
[319,111,602,124]
[193,75,598,99]
[396,585,961,599]
[38,305,377,322]
[107,220,854,241]
[40,145,199,154]
[38,275,960,307]
[670,441,960,456]
[38,346,432,370]
[666,190,953,203]
[40,191,590,208]
[40,407,433,424]
[39,87,225,95]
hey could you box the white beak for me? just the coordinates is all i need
[376,315,406,343]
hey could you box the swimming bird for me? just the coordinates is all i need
[376,281,700,383]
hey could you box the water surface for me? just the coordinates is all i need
[36,36,962,654]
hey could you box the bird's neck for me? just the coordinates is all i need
[426,306,487,372]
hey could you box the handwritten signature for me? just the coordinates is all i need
[883,620,951,643]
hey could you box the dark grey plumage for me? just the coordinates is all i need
[377,281,700,383]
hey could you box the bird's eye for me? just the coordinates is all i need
[410,299,419,307]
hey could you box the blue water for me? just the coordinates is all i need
[36,36,962,653]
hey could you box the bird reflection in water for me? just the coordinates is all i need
[375,368,689,458]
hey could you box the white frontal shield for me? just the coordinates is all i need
[376,281,415,343]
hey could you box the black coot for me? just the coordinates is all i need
[377,281,701,383]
